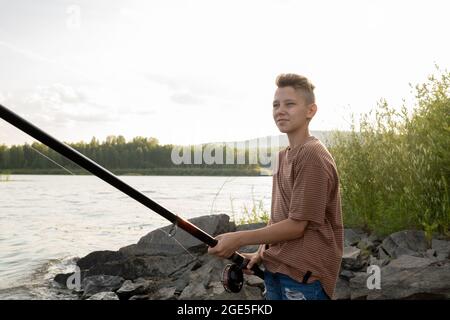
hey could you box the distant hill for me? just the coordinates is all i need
[204,131,336,149]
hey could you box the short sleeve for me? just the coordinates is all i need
[289,164,329,226]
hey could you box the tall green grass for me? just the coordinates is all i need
[330,68,450,237]
[230,187,270,226]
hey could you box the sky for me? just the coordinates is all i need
[0,0,449,146]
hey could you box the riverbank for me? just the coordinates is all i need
[0,167,267,176]
[53,214,450,300]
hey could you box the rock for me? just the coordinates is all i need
[344,229,366,247]
[208,283,264,300]
[235,222,267,232]
[77,251,126,270]
[436,253,448,261]
[87,292,119,300]
[342,246,368,271]
[349,272,370,300]
[188,255,229,285]
[378,246,390,260]
[244,285,264,300]
[116,279,156,299]
[152,287,177,300]
[388,255,434,269]
[343,246,361,260]
[246,275,265,289]
[209,281,226,296]
[357,239,376,252]
[129,294,151,300]
[425,249,437,260]
[81,275,125,299]
[367,232,383,244]
[119,214,234,256]
[54,272,74,287]
[380,230,428,259]
[350,259,450,299]
[333,278,351,300]
[340,270,355,281]
[179,282,208,300]
[49,215,450,301]
[369,255,388,267]
[432,239,450,258]
[85,254,197,280]
[172,277,190,295]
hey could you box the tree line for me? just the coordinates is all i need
[0,136,264,175]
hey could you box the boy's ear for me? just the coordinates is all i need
[306,103,317,120]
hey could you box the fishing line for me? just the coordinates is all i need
[28,144,75,175]
[28,141,198,259]
[0,104,266,291]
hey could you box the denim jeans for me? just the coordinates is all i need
[264,270,329,300]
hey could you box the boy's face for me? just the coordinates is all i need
[273,86,316,134]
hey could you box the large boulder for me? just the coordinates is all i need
[119,214,235,256]
[344,229,367,247]
[388,255,434,269]
[81,275,125,299]
[432,239,450,259]
[350,258,450,299]
[77,251,126,270]
[380,230,429,258]
[333,278,351,300]
[85,254,198,279]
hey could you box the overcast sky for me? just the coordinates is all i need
[1,0,449,146]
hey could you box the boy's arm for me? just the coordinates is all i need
[208,218,308,258]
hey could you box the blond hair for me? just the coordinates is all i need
[276,73,315,104]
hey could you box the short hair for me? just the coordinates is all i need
[275,73,315,104]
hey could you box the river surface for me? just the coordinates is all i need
[0,175,272,299]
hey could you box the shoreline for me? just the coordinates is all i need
[50,215,450,300]
[0,168,271,176]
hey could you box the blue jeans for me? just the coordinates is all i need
[264,270,329,300]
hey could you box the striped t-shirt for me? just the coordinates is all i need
[262,136,344,299]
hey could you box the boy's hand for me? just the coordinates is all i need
[208,232,242,258]
[242,246,265,275]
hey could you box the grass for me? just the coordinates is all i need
[227,68,449,239]
[329,67,450,237]
[230,187,270,226]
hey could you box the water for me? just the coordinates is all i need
[0,175,272,299]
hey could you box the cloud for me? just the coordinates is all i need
[145,73,216,106]
[170,92,204,106]
[23,83,119,125]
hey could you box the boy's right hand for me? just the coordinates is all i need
[241,246,265,275]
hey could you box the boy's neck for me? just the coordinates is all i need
[287,127,311,150]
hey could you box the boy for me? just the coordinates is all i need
[208,73,343,300]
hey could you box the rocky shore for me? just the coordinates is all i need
[54,214,450,300]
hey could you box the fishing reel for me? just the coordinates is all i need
[221,260,248,293]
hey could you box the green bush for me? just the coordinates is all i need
[330,68,450,237]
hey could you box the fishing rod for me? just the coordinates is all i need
[0,103,264,293]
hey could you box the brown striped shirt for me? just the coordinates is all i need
[262,136,344,299]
